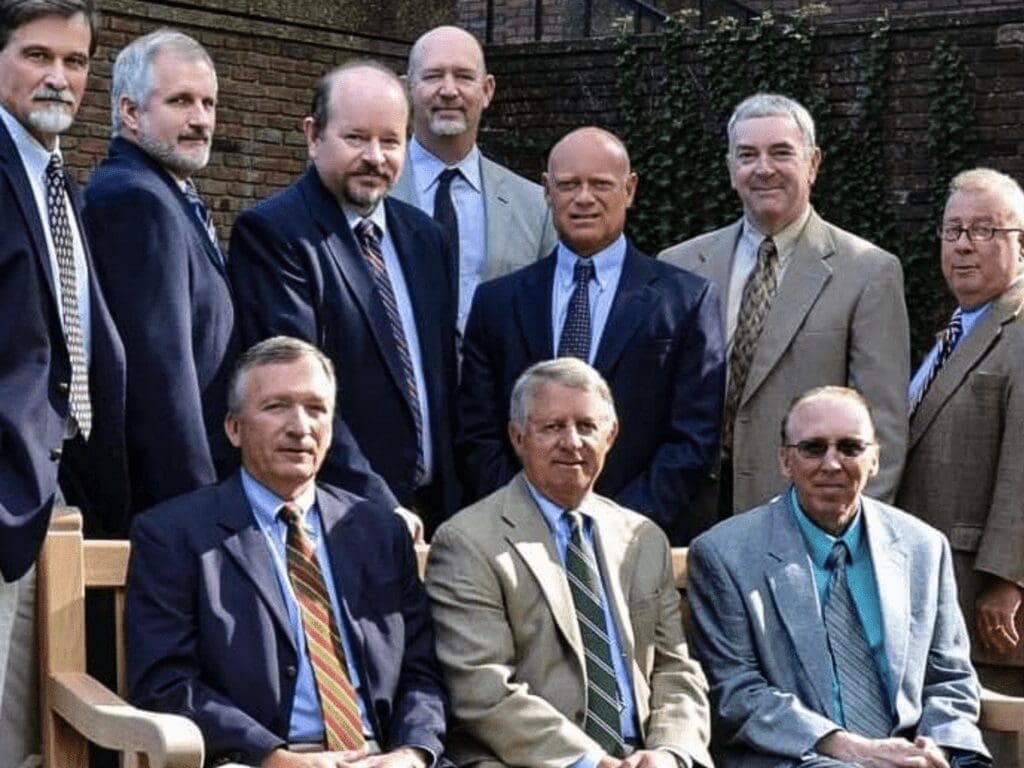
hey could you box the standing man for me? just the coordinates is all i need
[0,0,127,763]
[660,93,909,518]
[689,386,990,767]
[428,358,712,768]
[458,126,724,544]
[230,61,459,534]
[85,29,237,514]
[393,24,556,335]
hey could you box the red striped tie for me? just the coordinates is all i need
[279,503,366,750]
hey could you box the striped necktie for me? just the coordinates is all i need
[557,260,596,360]
[183,179,225,266]
[908,309,963,417]
[279,503,366,750]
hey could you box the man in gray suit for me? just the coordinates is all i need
[660,93,909,519]
[689,386,990,768]
[394,25,556,334]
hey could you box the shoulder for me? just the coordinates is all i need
[86,158,173,209]
[481,155,544,198]
[690,498,780,563]
[658,220,740,264]
[236,177,307,228]
[592,492,670,549]
[129,481,229,548]
[477,254,551,298]
[637,246,716,296]
[814,214,900,270]
[431,482,519,557]
[385,194,443,234]
[863,496,946,552]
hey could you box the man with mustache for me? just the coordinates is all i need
[230,61,459,537]
[0,1,128,764]
[84,29,239,514]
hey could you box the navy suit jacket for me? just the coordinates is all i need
[457,244,725,545]
[85,137,238,514]
[0,120,128,580]
[229,169,459,529]
[125,474,449,766]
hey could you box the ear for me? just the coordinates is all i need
[605,419,620,450]
[481,73,496,110]
[119,96,140,135]
[508,420,525,460]
[778,445,793,480]
[542,172,552,206]
[302,116,318,162]
[867,443,880,478]
[624,172,638,209]
[224,412,242,449]
[807,147,823,187]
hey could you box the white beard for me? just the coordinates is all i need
[27,105,74,136]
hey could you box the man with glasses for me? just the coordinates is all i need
[689,386,990,767]
[898,168,1024,763]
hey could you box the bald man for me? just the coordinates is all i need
[456,127,725,544]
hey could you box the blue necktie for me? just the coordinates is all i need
[433,167,460,262]
[184,179,225,266]
[557,260,595,360]
[909,308,963,416]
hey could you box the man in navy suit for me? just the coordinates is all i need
[457,127,725,544]
[230,61,458,537]
[126,336,449,767]
[85,29,237,514]
[0,0,127,762]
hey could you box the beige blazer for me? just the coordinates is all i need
[659,210,909,514]
[425,475,712,768]
[897,277,1024,668]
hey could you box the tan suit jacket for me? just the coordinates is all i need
[659,210,909,514]
[425,475,712,768]
[897,277,1024,670]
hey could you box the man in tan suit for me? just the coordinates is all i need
[426,358,712,768]
[897,168,1024,729]
[660,93,909,518]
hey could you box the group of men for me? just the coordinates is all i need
[1,0,1022,766]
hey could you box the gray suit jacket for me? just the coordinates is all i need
[659,211,909,514]
[425,474,713,768]
[897,277,1024,669]
[688,494,988,768]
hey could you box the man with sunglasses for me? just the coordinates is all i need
[689,386,990,767]
[898,168,1024,765]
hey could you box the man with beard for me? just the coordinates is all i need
[85,29,239,514]
[230,61,459,537]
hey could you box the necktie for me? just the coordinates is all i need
[822,540,892,738]
[909,309,963,417]
[45,154,92,440]
[557,260,596,360]
[433,167,460,261]
[355,219,426,483]
[564,511,625,755]
[279,503,367,750]
[722,237,778,453]
[183,179,225,266]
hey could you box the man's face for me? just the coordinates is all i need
[122,49,217,180]
[778,394,879,535]
[0,12,91,148]
[728,114,820,235]
[544,130,637,257]
[941,187,1024,309]
[408,27,494,141]
[224,356,334,499]
[509,381,618,510]
[306,68,407,216]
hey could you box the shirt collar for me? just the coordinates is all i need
[0,103,60,182]
[240,467,318,529]
[523,477,591,534]
[555,233,628,292]
[788,485,866,568]
[409,135,482,194]
[343,198,388,238]
[741,205,812,266]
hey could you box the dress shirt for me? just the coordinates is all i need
[907,301,992,407]
[551,235,628,364]
[407,136,485,333]
[343,203,433,483]
[725,206,811,345]
[789,487,894,727]
[0,104,91,359]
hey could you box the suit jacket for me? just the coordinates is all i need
[425,474,712,768]
[688,494,988,768]
[391,149,557,282]
[457,243,725,544]
[84,137,238,514]
[659,210,909,515]
[897,277,1024,669]
[0,119,128,580]
[125,473,449,766]
[229,169,459,526]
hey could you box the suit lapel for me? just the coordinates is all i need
[593,244,658,374]
[482,156,514,281]
[319,488,368,660]
[514,256,557,360]
[588,500,636,663]
[689,222,739,334]
[391,151,417,205]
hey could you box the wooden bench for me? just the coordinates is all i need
[40,515,1022,767]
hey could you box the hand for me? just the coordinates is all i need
[394,507,425,544]
[346,747,430,768]
[816,731,950,767]
[621,749,681,768]
[975,578,1022,654]
[260,747,368,768]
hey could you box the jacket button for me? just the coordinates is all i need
[50,448,62,461]
[57,381,70,394]
[285,665,297,678]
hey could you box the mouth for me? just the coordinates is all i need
[179,134,210,145]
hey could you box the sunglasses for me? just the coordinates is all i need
[784,438,875,460]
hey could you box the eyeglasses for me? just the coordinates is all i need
[937,224,1024,242]
[784,438,875,460]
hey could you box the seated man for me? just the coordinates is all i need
[126,336,448,768]
[688,386,990,767]
[427,357,712,768]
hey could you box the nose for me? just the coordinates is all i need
[439,72,458,96]
[188,102,214,129]
[820,445,843,470]
[573,182,596,205]
[285,405,314,435]
[753,153,774,176]
[362,138,385,165]
[557,425,584,450]
[42,60,70,90]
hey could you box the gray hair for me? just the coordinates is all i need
[110,28,214,137]
[948,167,1024,226]
[727,92,817,158]
[509,358,616,428]
[0,0,97,54]
[308,59,405,139]
[227,336,336,415]
[780,385,875,444]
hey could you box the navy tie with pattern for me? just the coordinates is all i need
[183,179,225,266]
[909,308,963,417]
[557,259,595,360]
[433,167,460,262]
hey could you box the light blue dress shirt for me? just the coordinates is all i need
[788,488,894,727]
[343,204,434,483]
[551,235,628,364]
[407,136,486,334]
[907,302,991,407]
[241,470,375,742]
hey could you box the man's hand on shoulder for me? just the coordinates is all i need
[260,747,428,768]
[394,507,425,544]
[816,731,950,767]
